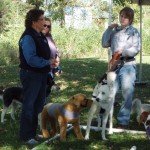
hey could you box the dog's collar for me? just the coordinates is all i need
[59,106,80,119]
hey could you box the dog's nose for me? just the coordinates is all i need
[96,98,100,102]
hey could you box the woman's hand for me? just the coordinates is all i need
[50,56,60,68]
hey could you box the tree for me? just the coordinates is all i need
[44,0,77,27]
[113,0,132,6]
[26,0,44,8]
[0,0,32,34]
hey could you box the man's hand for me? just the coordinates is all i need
[110,23,118,29]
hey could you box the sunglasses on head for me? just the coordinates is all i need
[44,24,51,29]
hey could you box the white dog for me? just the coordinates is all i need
[131,98,150,123]
[85,71,116,141]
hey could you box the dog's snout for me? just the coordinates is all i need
[96,98,100,102]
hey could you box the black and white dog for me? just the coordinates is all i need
[0,73,60,123]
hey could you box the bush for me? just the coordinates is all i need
[52,23,107,58]
[0,19,150,65]
[0,25,24,65]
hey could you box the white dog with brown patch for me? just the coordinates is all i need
[85,71,116,141]
[131,98,150,123]
[131,98,150,139]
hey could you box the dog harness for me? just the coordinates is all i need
[48,103,80,119]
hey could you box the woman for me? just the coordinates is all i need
[102,7,141,128]
[19,9,54,145]
[42,18,61,77]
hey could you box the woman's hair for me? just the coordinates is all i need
[45,17,51,23]
[25,8,44,28]
[119,7,134,25]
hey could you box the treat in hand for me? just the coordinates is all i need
[109,50,122,71]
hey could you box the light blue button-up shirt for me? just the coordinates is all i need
[102,25,141,57]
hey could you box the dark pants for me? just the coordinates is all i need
[19,69,48,141]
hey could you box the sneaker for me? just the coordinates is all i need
[25,138,38,145]
[35,134,43,141]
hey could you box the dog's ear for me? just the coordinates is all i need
[72,95,80,108]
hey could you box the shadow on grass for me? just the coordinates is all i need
[33,128,149,150]
[0,57,150,150]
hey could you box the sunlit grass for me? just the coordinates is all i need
[0,57,150,150]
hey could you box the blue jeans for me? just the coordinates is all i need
[114,63,136,125]
[19,69,48,141]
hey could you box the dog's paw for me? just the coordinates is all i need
[85,135,89,140]
[102,137,108,141]
[108,130,113,134]
[78,136,84,140]
[1,119,7,123]
[43,131,50,139]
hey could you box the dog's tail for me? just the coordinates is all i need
[131,98,142,115]
[107,71,116,85]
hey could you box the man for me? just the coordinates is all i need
[102,7,141,128]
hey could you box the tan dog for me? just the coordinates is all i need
[40,93,92,142]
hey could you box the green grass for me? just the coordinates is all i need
[0,57,150,150]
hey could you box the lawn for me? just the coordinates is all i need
[0,56,150,150]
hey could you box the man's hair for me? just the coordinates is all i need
[25,8,44,28]
[119,7,134,25]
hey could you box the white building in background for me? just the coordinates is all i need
[65,6,93,29]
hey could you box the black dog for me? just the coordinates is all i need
[0,73,60,123]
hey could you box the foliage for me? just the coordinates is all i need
[0,0,150,66]
[0,0,31,34]
[44,0,78,27]
[26,0,44,8]
[112,0,140,23]
[52,22,106,58]
[114,0,132,6]
[0,0,34,65]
